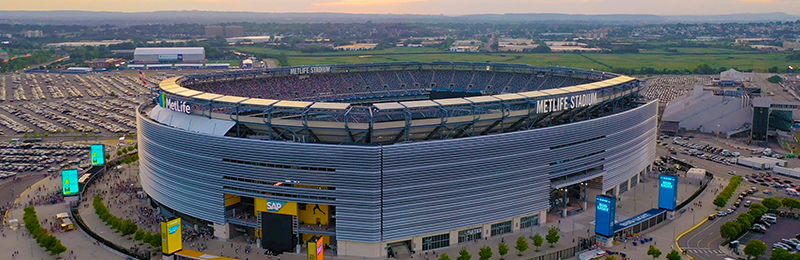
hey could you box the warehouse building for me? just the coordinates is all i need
[133,47,205,64]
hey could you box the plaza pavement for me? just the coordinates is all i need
[3,174,126,260]
[3,158,719,260]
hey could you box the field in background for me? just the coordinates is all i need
[236,46,798,72]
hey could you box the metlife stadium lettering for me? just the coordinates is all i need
[536,92,598,114]
[290,66,332,75]
[161,94,191,114]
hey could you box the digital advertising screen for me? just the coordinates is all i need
[90,144,105,166]
[595,194,616,237]
[161,218,183,254]
[658,175,679,211]
[61,169,79,196]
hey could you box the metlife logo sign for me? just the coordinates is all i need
[160,92,192,114]
[267,200,287,212]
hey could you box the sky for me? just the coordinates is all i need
[3,0,800,16]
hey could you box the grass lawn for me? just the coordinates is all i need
[236,46,799,72]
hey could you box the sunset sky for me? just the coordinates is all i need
[3,0,800,16]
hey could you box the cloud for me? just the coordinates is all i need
[312,0,429,8]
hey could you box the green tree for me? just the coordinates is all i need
[605,257,616,260]
[498,242,509,260]
[762,197,782,211]
[120,219,138,236]
[666,250,682,260]
[457,248,472,260]
[532,233,543,251]
[439,253,451,260]
[744,240,767,260]
[647,246,663,260]
[781,198,800,212]
[50,241,67,256]
[134,229,144,241]
[545,226,560,247]
[478,246,492,260]
[713,196,727,208]
[720,222,742,241]
[749,203,768,218]
[771,248,790,260]
[737,213,754,228]
[515,236,529,256]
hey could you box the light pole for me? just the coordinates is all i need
[716,124,720,140]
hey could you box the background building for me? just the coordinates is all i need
[24,30,44,38]
[205,26,224,38]
[133,47,205,64]
[225,26,244,38]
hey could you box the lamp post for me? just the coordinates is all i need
[716,124,720,140]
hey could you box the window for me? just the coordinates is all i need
[619,180,629,193]
[520,215,539,229]
[631,175,639,188]
[422,233,450,251]
[458,227,482,243]
[490,221,512,236]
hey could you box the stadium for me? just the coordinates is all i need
[136,62,657,258]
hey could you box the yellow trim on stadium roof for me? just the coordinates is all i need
[158,74,636,108]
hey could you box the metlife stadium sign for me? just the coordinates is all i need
[658,175,679,211]
[595,194,616,237]
[536,92,598,114]
[159,92,191,114]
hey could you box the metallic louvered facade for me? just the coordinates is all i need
[137,100,656,256]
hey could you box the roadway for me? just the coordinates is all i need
[655,133,768,260]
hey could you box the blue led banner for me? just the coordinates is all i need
[658,175,679,211]
[595,194,616,237]
[90,144,105,166]
[61,169,79,196]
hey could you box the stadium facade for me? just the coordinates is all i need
[137,62,657,258]
[133,47,205,64]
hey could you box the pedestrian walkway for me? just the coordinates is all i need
[4,173,124,260]
[682,247,724,254]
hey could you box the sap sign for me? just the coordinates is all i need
[267,200,287,212]
[595,194,617,237]
[658,175,679,211]
[160,93,191,114]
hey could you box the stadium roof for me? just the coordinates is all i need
[134,47,205,55]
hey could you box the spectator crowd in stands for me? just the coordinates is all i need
[189,69,596,103]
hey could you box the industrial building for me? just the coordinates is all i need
[660,85,799,144]
[133,47,205,64]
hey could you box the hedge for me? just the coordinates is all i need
[23,206,68,256]
[713,176,742,208]
[93,195,161,247]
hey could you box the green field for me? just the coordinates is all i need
[236,46,799,72]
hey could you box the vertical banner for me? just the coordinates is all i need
[90,144,105,166]
[658,175,679,211]
[61,169,79,196]
[161,218,183,254]
[594,194,616,237]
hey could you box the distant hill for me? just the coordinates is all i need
[0,11,797,25]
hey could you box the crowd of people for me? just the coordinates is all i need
[188,70,595,103]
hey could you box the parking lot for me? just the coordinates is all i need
[0,72,167,138]
[739,216,800,258]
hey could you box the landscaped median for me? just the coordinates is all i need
[92,195,161,248]
[713,176,742,208]
[23,206,67,257]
